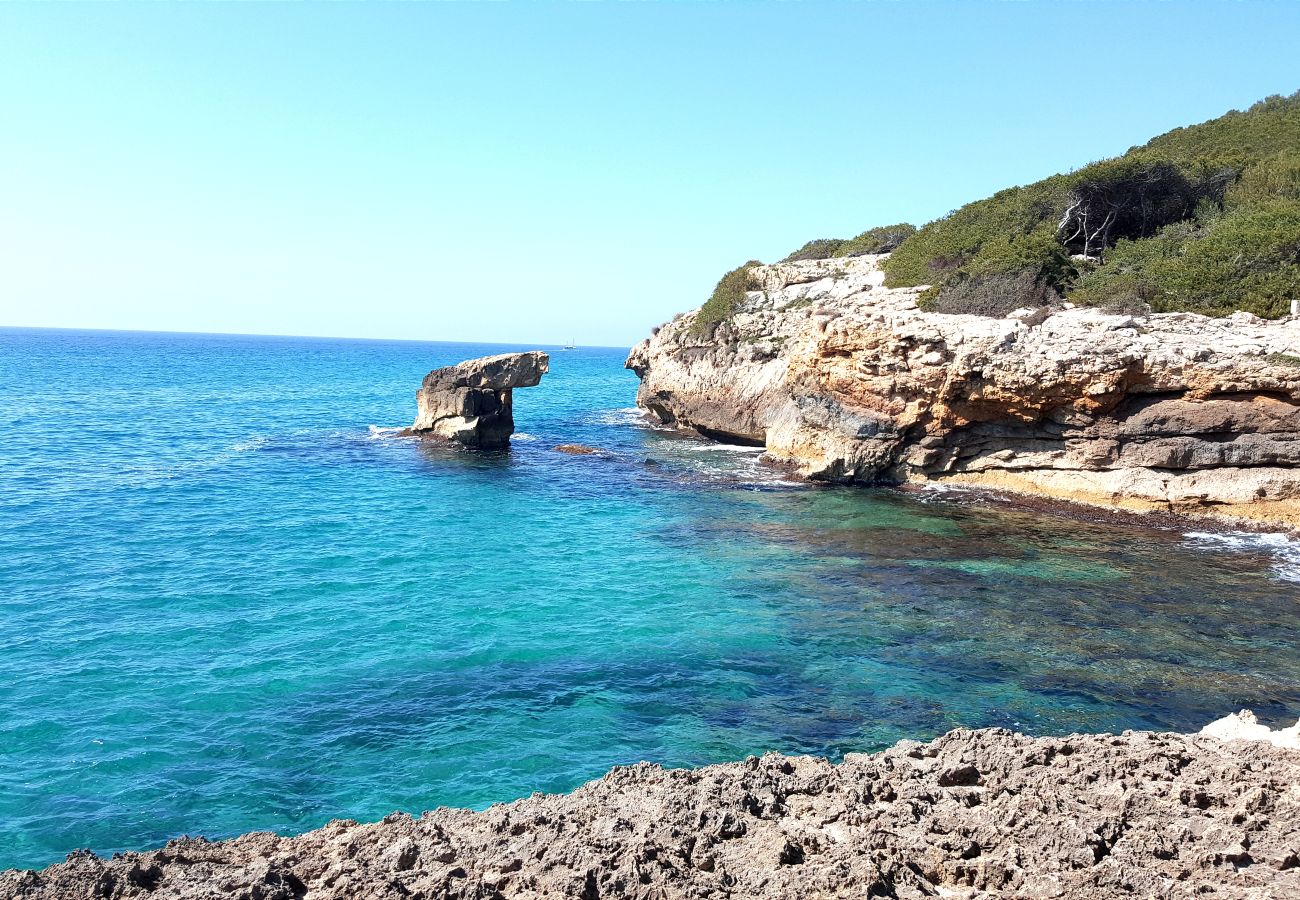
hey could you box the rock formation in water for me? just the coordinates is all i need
[626,256,1300,527]
[4,723,1298,899]
[553,444,602,455]
[411,352,548,449]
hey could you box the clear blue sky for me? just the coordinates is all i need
[1,2,1296,347]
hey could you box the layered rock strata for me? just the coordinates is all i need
[627,256,1300,527]
[4,725,1298,899]
[411,352,548,449]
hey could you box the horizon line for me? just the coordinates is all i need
[0,324,634,352]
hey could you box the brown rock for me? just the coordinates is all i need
[4,727,1299,899]
[553,444,602,455]
[627,256,1300,528]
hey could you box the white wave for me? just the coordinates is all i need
[231,436,269,452]
[687,444,766,454]
[1184,530,1300,584]
[122,436,268,486]
[913,482,991,504]
[366,425,406,440]
[513,432,539,442]
[589,407,658,428]
[677,452,805,489]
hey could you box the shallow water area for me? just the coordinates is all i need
[2,327,1299,871]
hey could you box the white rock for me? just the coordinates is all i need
[1200,710,1300,750]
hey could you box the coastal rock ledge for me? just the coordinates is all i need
[411,351,548,449]
[4,725,1299,899]
[626,256,1300,528]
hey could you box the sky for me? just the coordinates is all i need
[1,2,1297,348]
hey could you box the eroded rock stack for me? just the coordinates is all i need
[627,255,1300,528]
[411,351,548,449]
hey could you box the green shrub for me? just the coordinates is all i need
[712,92,1300,322]
[1056,157,1230,258]
[1139,92,1300,170]
[883,159,1228,288]
[1225,150,1300,209]
[780,239,845,262]
[1071,221,1191,304]
[779,225,918,261]
[693,261,762,335]
[834,223,917,257]
[916,269,1061,317]
[964,227,1078,285]
[1265,352,1300,367]
[1071,201,1300,318]
[879,91,1300,318]
[882,180,1070,287]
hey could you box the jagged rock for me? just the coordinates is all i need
[553,444,601,455]
[626,255,1300,528]
[4,724,1298,899]
[411,352,548,449]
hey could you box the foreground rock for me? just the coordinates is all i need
[627,256,1300,528]
[5,726,1299,899]
[411,352,548,449]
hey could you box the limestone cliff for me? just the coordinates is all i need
[626,256,1300,527]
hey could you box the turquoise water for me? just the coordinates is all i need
[2,327,1299,871]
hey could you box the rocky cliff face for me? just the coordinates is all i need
[627,256,1300,527]
[411,351,548,449]
[5,725,1298,899]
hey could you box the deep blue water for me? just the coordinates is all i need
[2,326,1299,871]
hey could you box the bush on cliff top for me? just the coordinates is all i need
[697,92,1300,326]
[781,239,845,263]
[877,91,1300,317]
[1070,199,1300,318]
[916,269,1061,317]
[779,224,917,263]
[834,223,917,257]
[693,261,762,336]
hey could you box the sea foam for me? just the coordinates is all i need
[1184,530,1300,584]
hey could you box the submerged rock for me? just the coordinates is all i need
[4,723,1298,898]
[553,443,601,455]
[411,351,548,449]
[627,255,1300,528]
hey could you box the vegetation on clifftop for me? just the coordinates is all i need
[692,261,761,336]
[700,92,1300,323]
[888,91,1300,318]
[780,224,916,262]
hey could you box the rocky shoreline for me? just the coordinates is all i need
[626,256,1300,530]
[4,721,1298,899]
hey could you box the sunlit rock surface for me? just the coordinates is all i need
[627,255,1300,527]
[411,351,548,449]
[5,724,1298,899]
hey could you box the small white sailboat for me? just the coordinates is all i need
[562,337,577,351]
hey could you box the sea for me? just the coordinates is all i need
[2,326,1298,870]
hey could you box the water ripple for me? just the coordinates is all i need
[1,328,1298,871]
